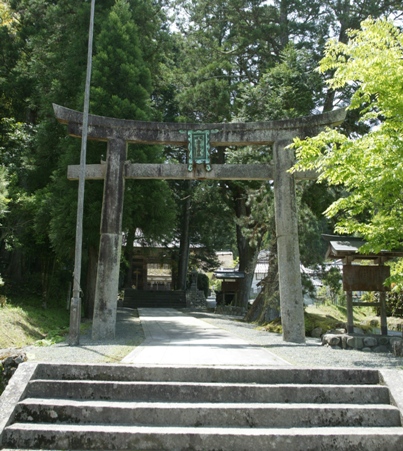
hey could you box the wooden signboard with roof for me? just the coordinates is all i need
[323,235,403,335]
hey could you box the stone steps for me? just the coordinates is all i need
[28,363,384,384]
[24,380,392,404]
[4,424,403,451]
[12,399,402,428]
[1,363,403,450]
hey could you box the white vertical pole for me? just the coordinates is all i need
[69,0,96,345]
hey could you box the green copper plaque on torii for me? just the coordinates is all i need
[181,129,218,172]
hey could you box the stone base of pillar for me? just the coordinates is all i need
[92,233,121,340]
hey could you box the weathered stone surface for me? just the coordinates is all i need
[322,333,401,353]
[379,336,390,346]
[0,351,27,394]
[323,334,341,346]
[4,362,403,451]
[92,233,121,340]
[363,337,378,347]
[92,137,126,340]
[346,336,355,348]
[54,103,347,146]
[311,327,323,338]
[390,337,403,346]
[353,327,365,335]
[25,378,392,405]
[274,140,305,344]
[392,340,403,357]
[186,289,207,309]
[336,328,347,334]
[355,337,364,349]
[67,162,107,180]
[380,369,403,422]
[31,364,382,385]
[68,163,318,182]
[341,336,349,349]
[127,163,275,180]
[0,361,37,445]
[10,399,402,428]
[328,328,346,335]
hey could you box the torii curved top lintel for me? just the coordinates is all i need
[53,103,346,146]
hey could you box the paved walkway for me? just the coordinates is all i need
[122,308,290,366]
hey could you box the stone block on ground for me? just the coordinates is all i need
[310,327,322,338]
[392,340,403,357]
[0,350,27,394]
[363,336,378,347]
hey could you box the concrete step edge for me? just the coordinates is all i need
[24,381,392,404]
[13,401,402,429]
[6,423,403,434]
[32,363,381,384]
[18,398,400,411]
[27,380,387,389]
[5,424,403,451]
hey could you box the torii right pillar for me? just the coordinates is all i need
[274,139,305,343]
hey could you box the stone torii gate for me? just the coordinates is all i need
[54,104,346,343]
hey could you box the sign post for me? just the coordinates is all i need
[69,0,96,346]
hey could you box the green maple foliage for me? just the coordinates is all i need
[292,18,403,252]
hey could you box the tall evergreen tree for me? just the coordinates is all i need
[91,0,153,120]
[87,0,176,313]
[0,0,95,301]
[0,0,176,311]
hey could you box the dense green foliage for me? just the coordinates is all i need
[0,0,403,322]
[293,18,403,253]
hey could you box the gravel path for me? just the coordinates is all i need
[22,308,403,370]
[23,308,144,364]
[191,312,403,370]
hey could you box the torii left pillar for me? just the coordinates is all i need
[92,137,126,340]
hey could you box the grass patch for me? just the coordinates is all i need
[303,310,344,335]
[259,304,348,335]
[259,317,282,334]
[306,303,403,331]
[0,297,69,349]
[258,302,403,336]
